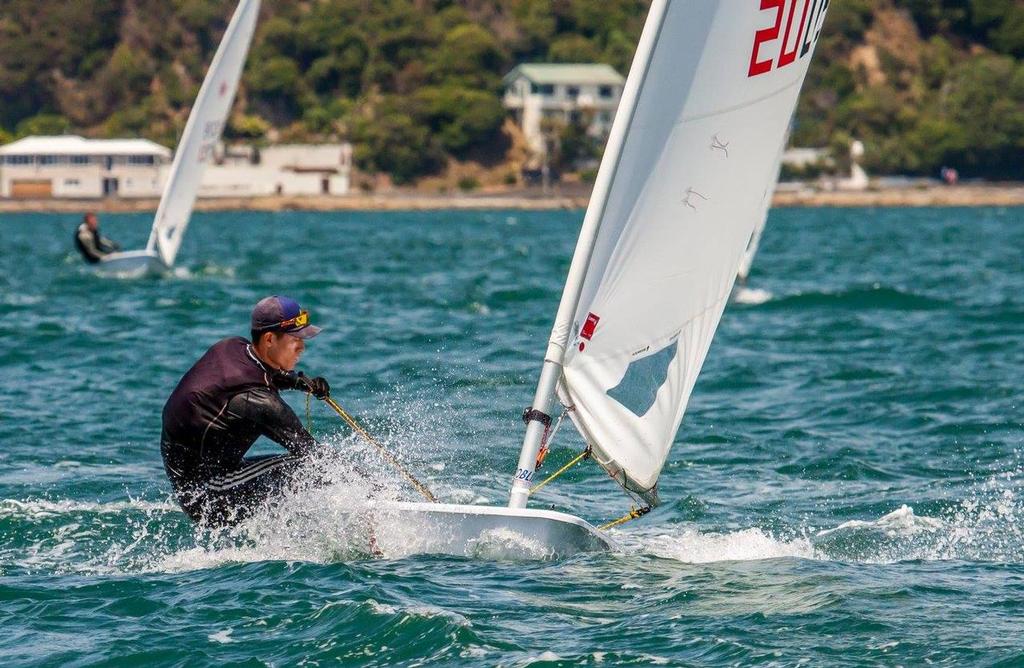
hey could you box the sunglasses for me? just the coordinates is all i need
[260,310,310,332]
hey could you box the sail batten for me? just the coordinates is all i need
[555,0,829,504]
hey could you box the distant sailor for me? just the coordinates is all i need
[161,296,333,526]
[74,212,121,264]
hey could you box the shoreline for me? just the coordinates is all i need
[2,184,1023,213]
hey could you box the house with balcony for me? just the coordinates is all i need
[503,63,625,157]
[0,135,170,199]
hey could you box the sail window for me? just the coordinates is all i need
[607,340,678,417]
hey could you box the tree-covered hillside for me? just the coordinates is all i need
[1,0,1023,181]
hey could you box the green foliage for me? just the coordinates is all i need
[990,6,1024,58]
[428,24,506,89]
[554,113,601,170]
[249,56,302,97]
[412,86,506,156]
[901,0,970,37]
[941,55,1024,177]
[0,127,13,145]
[106,44,155,99]
[227,114,271,141]
[457,176,480,192]
[101,104,152,138]
[548,35,602,63]
[350,101,445,184]
[817,0,873,53]
[15,114,70,137]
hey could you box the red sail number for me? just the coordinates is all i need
[748,0,785,77]
[749,0,826,77]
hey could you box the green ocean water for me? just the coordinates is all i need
[1,207,1023,666]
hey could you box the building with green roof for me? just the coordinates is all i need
[503,64,625,159]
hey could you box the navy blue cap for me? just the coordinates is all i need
[251,296,321,339]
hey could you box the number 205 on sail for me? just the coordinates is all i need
[749,0,829,77]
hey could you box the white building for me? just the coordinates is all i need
[0,136,352,199]
[503,63,625,156]
[0,135,170,199]
[201,143,352,198]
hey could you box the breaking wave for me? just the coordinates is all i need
[731,286,774,305]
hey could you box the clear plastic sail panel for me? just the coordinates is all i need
[558,0,829,503]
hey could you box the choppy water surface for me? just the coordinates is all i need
[1,207,1023,665]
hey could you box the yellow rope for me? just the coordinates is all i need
[598,505,652,531]
[529,447,591,495]
[322,396,438,503]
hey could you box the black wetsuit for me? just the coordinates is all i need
[74,223,119,264]
[161,337,328,525]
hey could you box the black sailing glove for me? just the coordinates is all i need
[295,372,330,399]
[272,371,330,398]
[305,375,331,399]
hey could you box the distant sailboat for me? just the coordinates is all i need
[98,0,261,277]
[378,0,830,556]
[732,150,782,305]
[737,204,770,286]
[734,130,788,300]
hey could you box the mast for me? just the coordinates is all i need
[508,0,671,509]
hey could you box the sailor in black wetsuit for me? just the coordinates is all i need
[161,296,333,526]
[74,212,121,264]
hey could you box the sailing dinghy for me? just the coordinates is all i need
[378,0,831,557]
[97,0,260,277]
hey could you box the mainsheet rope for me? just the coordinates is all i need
[318,394,438,503]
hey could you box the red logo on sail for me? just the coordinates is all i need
[581,313,600,340]
[578,313,600,352]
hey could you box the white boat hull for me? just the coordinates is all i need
[367,502,616,559]
[96,250,169,278]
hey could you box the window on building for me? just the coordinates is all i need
[128,155,155,165]
[6,155,32,165]
[70,155,90,165]
[39,155,59,165]
[566,86,580,99]
[531,83,554,96]
[65,179,80,186]
[599,85,614,98]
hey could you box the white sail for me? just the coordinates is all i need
[736,214,767,284]
[147,0,260,267]
[737,127,790,284]
[548,0,829,505]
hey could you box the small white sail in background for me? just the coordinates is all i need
[148,0,261,268]
[544,0,830,505]
[737,125,792,287]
